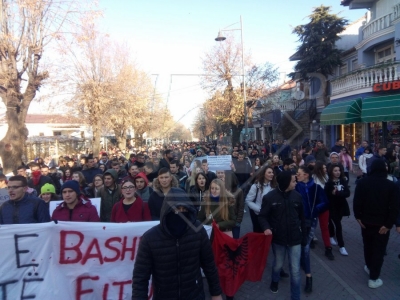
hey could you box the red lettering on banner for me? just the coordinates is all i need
[383,82,391,91]
[76,275,99,300]
[373,83,382,92]
[60,230,84,264]
[104,237,122,262]
[102,283,109,300]
[121,237,138,260]
[81,238,104,265]
[112,280,132,300]
[393,81,400,90]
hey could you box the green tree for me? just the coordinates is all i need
[290,5,349,80]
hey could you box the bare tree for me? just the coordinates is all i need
[201,37,278,146]
[0,0,96,173]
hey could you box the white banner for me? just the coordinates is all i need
[0,221,212,300]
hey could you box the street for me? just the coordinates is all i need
[205,174,400,300]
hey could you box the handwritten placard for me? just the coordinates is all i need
[207,155,232,171]
[49,197,101,217]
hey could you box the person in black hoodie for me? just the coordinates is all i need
[132,189,223,300]
[353,159,400,289]
[325,164,350,256]
[258,171,306,299]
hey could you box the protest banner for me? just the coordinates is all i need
[49,198,101,217]
[0,221,212,300]
[207,155,232,171]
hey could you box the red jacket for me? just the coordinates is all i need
[52,198,100,222]
[110,196,151,223]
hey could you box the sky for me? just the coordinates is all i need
[22,0,366,134]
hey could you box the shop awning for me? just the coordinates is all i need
[362,95,400,122]
[321,98,362,125]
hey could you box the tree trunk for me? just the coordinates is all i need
[135,132,144,148]
[0,99,29,174]
[92,123,101,157]
[114,129,126,151]
[231,124,242,147]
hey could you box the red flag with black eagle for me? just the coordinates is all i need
[211,222,272,296]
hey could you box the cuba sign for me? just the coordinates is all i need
[373,80,400,92]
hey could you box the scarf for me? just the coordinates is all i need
[210,195,220,202]
[31,170,41,186]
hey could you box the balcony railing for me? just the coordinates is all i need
[362,4,400,40]
[330,62,400,97]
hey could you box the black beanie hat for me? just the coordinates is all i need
[61,180,81,196]
[276,171,293,192]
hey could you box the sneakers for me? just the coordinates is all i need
[325,247,335,260]
[270,281,279,293]
[313,236,318,241]
[339,247,348,256]
[330,237,337,246]
[368,279,383,289]
[364,265,370,275]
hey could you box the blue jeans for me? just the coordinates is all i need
[232,226,240,239]
[301,222,317,274]
[271,243,301,300]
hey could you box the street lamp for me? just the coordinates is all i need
[215,16,248,147]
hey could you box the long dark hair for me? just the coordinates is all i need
[194,172,209,190]
[327,164,345,181]
[255,166,277,192]
[224,171,239,193]
[313,161,327,184]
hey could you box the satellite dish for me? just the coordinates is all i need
[293,90,305,100]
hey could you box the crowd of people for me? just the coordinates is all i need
[0,138,399,299]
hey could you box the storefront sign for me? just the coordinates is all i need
[373,80,400,92]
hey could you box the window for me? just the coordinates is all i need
[340,63,347,76]
[376,45,395,63]
[39,132,44,136]
[53,131,62,136]
[352,59,358,71]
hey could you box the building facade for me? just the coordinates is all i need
[321,0,400,155]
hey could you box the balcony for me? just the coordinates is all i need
[362,4,400,40]
[330,62,400,97]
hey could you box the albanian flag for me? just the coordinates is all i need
[211,222,272,296]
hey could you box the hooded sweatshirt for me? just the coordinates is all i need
[132,191,222,300]
[354,159,399,228]
[134,172,153,202]
[97,169,122,222]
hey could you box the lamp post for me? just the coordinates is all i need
[215,16,248,147]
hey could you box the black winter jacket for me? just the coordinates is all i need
[132,190,222,300]
[258,189,306,246]
[354,160,399,228]
[324,178,351,218]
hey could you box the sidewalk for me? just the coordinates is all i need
[205,174,400,299]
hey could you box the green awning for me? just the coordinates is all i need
[362,95,400,122]
[321,98,362,125]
